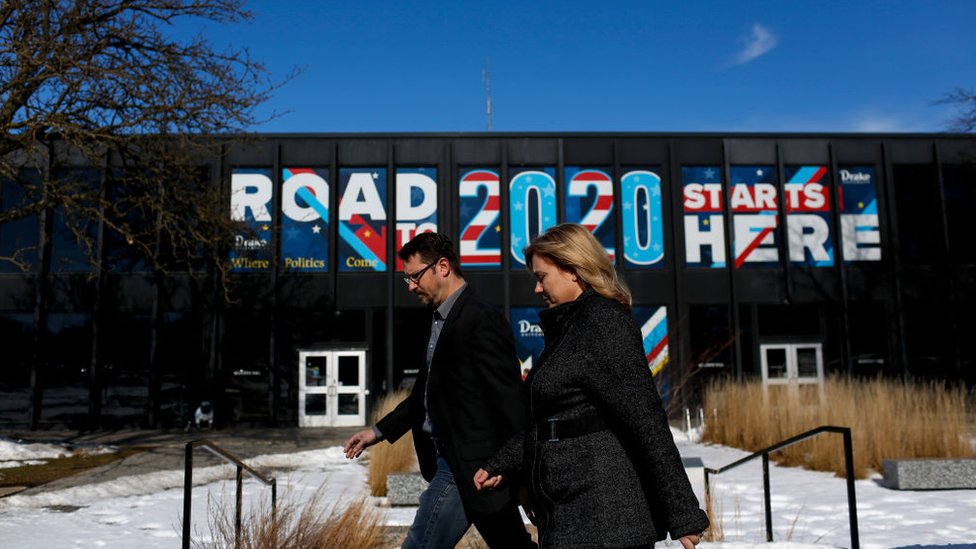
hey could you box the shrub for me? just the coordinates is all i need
[195,487,382,549]
[367,389,419,496]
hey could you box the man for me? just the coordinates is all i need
[343,232,534,548]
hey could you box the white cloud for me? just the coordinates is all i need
[854,113,905,132]
[728,23,777,67]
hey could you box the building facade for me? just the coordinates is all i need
[1,133,974,428]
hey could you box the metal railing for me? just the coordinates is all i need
[182,439,277,549]
[704,425,859,549]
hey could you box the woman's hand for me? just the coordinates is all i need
[678,532,703,548]
[473,468,504,491]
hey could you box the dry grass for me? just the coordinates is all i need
[195,487,383,549]
[703,489,724,542]
[367,389,419,497]
[702,375,975,478]
[0,446,147,489]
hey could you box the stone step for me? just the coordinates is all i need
[883,458,976,490]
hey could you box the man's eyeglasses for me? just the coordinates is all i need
[402,258,443,286]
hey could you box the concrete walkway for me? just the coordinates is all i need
[2,426,362,496]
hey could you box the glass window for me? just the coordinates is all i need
[902,300,952,379]
[41,313,92,424]
[796,347,819,378]
[99,313,150,422]
[306,356,327,387]
[941,163,976,265]
[848,303,889,377]
[0,314,34,423]
[0,170,41,273]
[158,312,207,426]
[892,164,944,265]
[765,348,787,379]
[689,304,732,368]
[338,355,359,386]
[50,169,101,273]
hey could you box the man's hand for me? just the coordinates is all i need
[343,428,378,459]
[473,468,504,491]
[678,533,703,549]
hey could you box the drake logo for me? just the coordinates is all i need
[518,320,543,336]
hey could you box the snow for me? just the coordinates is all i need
[0,431,974,548]
[0,436,116,469]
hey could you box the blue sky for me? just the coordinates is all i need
[194,0,976,133]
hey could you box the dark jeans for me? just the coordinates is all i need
[403,455,535,549]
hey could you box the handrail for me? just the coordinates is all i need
[182,439,277,549]
[703,425,859,549]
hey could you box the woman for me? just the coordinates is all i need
[474,223,708,548]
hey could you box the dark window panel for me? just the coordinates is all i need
[891,164,944,265]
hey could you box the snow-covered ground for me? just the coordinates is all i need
[0,431,974,548]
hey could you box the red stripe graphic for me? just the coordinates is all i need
[464,171,499,182]
[734,221,777,269]
[462,224,487,240]
[646,335,668,364]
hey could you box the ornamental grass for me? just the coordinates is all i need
[367,389,419,496]
[195,488,382,549]
[702,375,974,479]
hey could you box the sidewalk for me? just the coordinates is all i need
[2,426,362,496]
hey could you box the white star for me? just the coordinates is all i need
[652,243,662,252]
[623,202,633,210]
[624,236,631,244]
[650,187,660,197]
[312,225,321,234]
[542,186,555,198]
[372,172,379,179]
[514,201,524,212]
[512,235,522,247]
[642,203,649,211]
[756,169,764,177]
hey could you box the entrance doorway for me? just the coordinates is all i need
[759,343,824,404]
[297,348,368,427]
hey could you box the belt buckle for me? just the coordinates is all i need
[547,418,559,442]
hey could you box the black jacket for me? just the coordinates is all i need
[485,290,709,547]
[376,286,526,514]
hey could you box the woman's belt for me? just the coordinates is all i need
[536,415,607,442]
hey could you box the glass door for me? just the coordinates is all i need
[298,349,367,427]
[760,343,824,404]
[332,350,367,427]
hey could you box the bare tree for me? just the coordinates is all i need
[0,0,289,281]
[939,88,976,132]
[0,0,295,428]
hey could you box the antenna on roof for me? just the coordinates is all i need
[483,57,493,132]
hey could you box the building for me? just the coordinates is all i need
[1,133,974,429]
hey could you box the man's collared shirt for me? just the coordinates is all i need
[423,282,467,435]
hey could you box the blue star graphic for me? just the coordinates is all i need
[704,168,716,180]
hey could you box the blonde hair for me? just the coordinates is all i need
[524,223,632,309]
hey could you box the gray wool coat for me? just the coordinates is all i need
[484,290,709,548]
